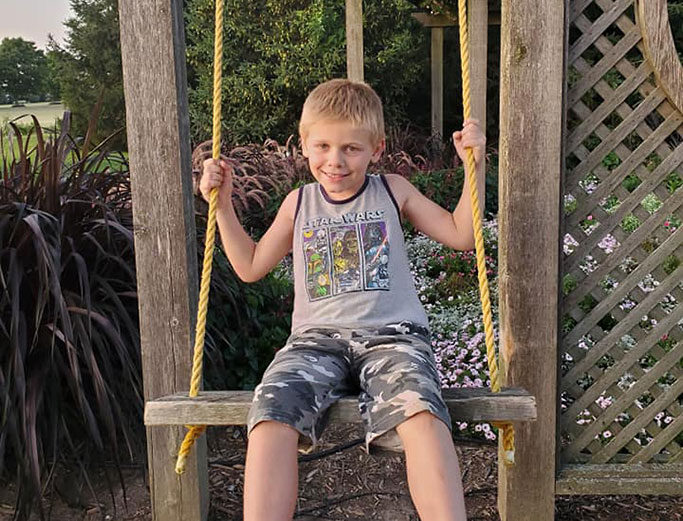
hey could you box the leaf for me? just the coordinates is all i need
[0,117,140,517]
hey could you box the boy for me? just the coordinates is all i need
[200,79,486,521]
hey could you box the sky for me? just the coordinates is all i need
[1,0,74,50]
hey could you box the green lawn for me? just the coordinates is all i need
[1,103,65,158]
[0,102,65,128]
[1,102,128,170]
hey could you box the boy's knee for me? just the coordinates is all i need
[249,420,300,443]
[396,410,448,441]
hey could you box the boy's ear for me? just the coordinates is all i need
[370,138,386,163]
[300,135,309,158]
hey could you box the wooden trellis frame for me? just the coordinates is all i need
[556,0,683,495]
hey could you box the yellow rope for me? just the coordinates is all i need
[456,0,514,466]
[175,0,224,475]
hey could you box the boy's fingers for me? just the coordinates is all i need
[462,133,485,145]
[462,125,484,136]
[462,132,485,142]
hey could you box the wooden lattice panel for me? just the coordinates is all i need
[561,0,683,468]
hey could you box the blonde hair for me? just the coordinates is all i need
[299,79,385,145]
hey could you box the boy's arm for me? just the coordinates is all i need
[385,162,485,251]
[215,189,298,282]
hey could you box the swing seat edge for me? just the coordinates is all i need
[144,387,537,426]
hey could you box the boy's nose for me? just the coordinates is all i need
[326,150,344,167]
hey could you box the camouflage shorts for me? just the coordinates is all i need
[247,321,451,453]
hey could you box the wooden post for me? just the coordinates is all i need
[431,27,444,137]
[346,0,364,81]
[412,8,490,144]
[118,1,209,520]
[467,0,488,207]
[497,1,565,520]
[467,0,488,131]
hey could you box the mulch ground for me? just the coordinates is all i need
[1,424,681,520]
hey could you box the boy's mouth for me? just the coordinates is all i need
[321,170,349,180]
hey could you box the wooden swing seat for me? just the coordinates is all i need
[144,387,536,426]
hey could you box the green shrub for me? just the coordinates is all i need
[48,0,126,149]
[198,226,294,390]
[185,0,430,145]
[602,151,621,170]
[622,173,641,192]
[408,158,499,220]
[662,254,681,275]
[621,214,641,233]
[562,274,578,296]
[665,171,682,193]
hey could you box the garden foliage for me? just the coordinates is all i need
[0,113,139,519]
[406,223,501,439]
[3,1,682,514]
[184,0,431,145]
[192,139,304,388]
[0,38,50,103]
[48,0,126,149]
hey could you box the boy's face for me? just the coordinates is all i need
[301,119,384,201]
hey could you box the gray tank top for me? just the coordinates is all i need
[291,174,428,334]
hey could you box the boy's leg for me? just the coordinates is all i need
[396,411,467,521]
[244,420,299,521]
[244,329,354,521]
[351,324,466,520]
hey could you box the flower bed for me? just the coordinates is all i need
[406,220,500,440]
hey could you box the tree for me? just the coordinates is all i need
[49,0,125,148]
[0,37,48,102]
[185,0,430,145]
[44,47,63,101]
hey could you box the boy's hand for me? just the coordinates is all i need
[453,119,486,166]
[200,158,233,205]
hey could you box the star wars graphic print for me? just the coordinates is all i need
[302,210,390,301]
